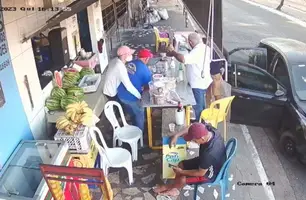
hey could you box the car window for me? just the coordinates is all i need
[273,57,290,89]
[233,63,277,94]
[229,48,267,70]
[292,64,306,100]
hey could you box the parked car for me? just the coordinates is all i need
[227,37,306,164]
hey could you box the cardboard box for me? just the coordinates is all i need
[162,137,187,179]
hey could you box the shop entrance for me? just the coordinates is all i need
[77,8,92,52]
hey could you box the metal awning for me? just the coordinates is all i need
[22,0,98,43]
[181,0,223,57]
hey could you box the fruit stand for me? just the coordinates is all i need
[45,70,107,124]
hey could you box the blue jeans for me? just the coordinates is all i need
[120,99,145,131]
[192,88,206,121]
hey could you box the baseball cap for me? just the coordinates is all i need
[138,49,153,58]
[184,123,209,141]
[117,46,135,57]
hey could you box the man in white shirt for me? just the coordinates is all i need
[167,32,212,121]
[103,46,141,100]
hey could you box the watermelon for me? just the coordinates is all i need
[80,68,95,78]
[62,77,78,89]
[54,71,62,88]
[45,97,61,111]
[51,87,66,100]
[64,71,80,81]
[60,95,80,110]
[67,86,84,97]
[63,68,78,73]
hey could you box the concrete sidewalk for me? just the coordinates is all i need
[247,0,306,22]
[96,0,279,199]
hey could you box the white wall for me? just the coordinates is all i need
[87,2,109,73]
[60,15,82,59]
[2,0,82,139]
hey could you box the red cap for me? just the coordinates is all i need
[184,123,209,141]
[138,49,153,58]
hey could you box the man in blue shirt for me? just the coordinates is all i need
[117,49,153,131]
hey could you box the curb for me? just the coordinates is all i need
[241,0,306,28]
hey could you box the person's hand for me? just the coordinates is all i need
[167,44,175,52]
[172,166,183,174]
[169,135,178,148]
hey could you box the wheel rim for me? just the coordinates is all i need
[284,139,296,156]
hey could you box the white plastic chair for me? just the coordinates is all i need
[104,101,143,161]
[89,127,134,185]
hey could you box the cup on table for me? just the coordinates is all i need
[169,123,175,132]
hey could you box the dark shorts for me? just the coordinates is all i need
[182,157,210,184]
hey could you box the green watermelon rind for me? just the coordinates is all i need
[51,87,66,100]
[67,87,84,97]
[60,95,80,110]
[80,68,95,78]
[45,98,61,111]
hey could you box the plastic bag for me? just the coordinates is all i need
[158,8,169,20]
[147,13,159,24]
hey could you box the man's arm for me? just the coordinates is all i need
[180,168,208,177]
[119,68,141,99]
[167,51,186,63]
[173,127,189,138]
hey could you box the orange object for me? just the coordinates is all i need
[40,164,113,200]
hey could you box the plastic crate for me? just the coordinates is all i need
[54,125,91,153]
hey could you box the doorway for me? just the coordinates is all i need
[77,8,92,52]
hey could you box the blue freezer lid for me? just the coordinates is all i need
[0,140,69,200]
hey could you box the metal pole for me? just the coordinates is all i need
[201,0,212,78]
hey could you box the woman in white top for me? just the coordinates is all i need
[103,46,141,100]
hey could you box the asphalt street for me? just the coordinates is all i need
[223,0,306,50]
[223,0,306,199]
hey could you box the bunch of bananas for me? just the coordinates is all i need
[48,179,64,200]
[56,116,78,135]
[79,183,92,200]
[66,101,93,126]
[55,101,94,135]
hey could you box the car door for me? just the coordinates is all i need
[229,47,268,70]
[228,62,287,128]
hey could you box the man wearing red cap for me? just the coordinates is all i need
[117,49,153,131]
[103,46,141,101]
[154,122,226,196]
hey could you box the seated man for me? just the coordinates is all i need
[154,122,226,196]
[117,49,153,131]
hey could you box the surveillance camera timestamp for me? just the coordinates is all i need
[0,7,72,12]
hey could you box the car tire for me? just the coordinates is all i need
[279,131,297,161]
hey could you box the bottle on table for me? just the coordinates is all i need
[175,101,185,126]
